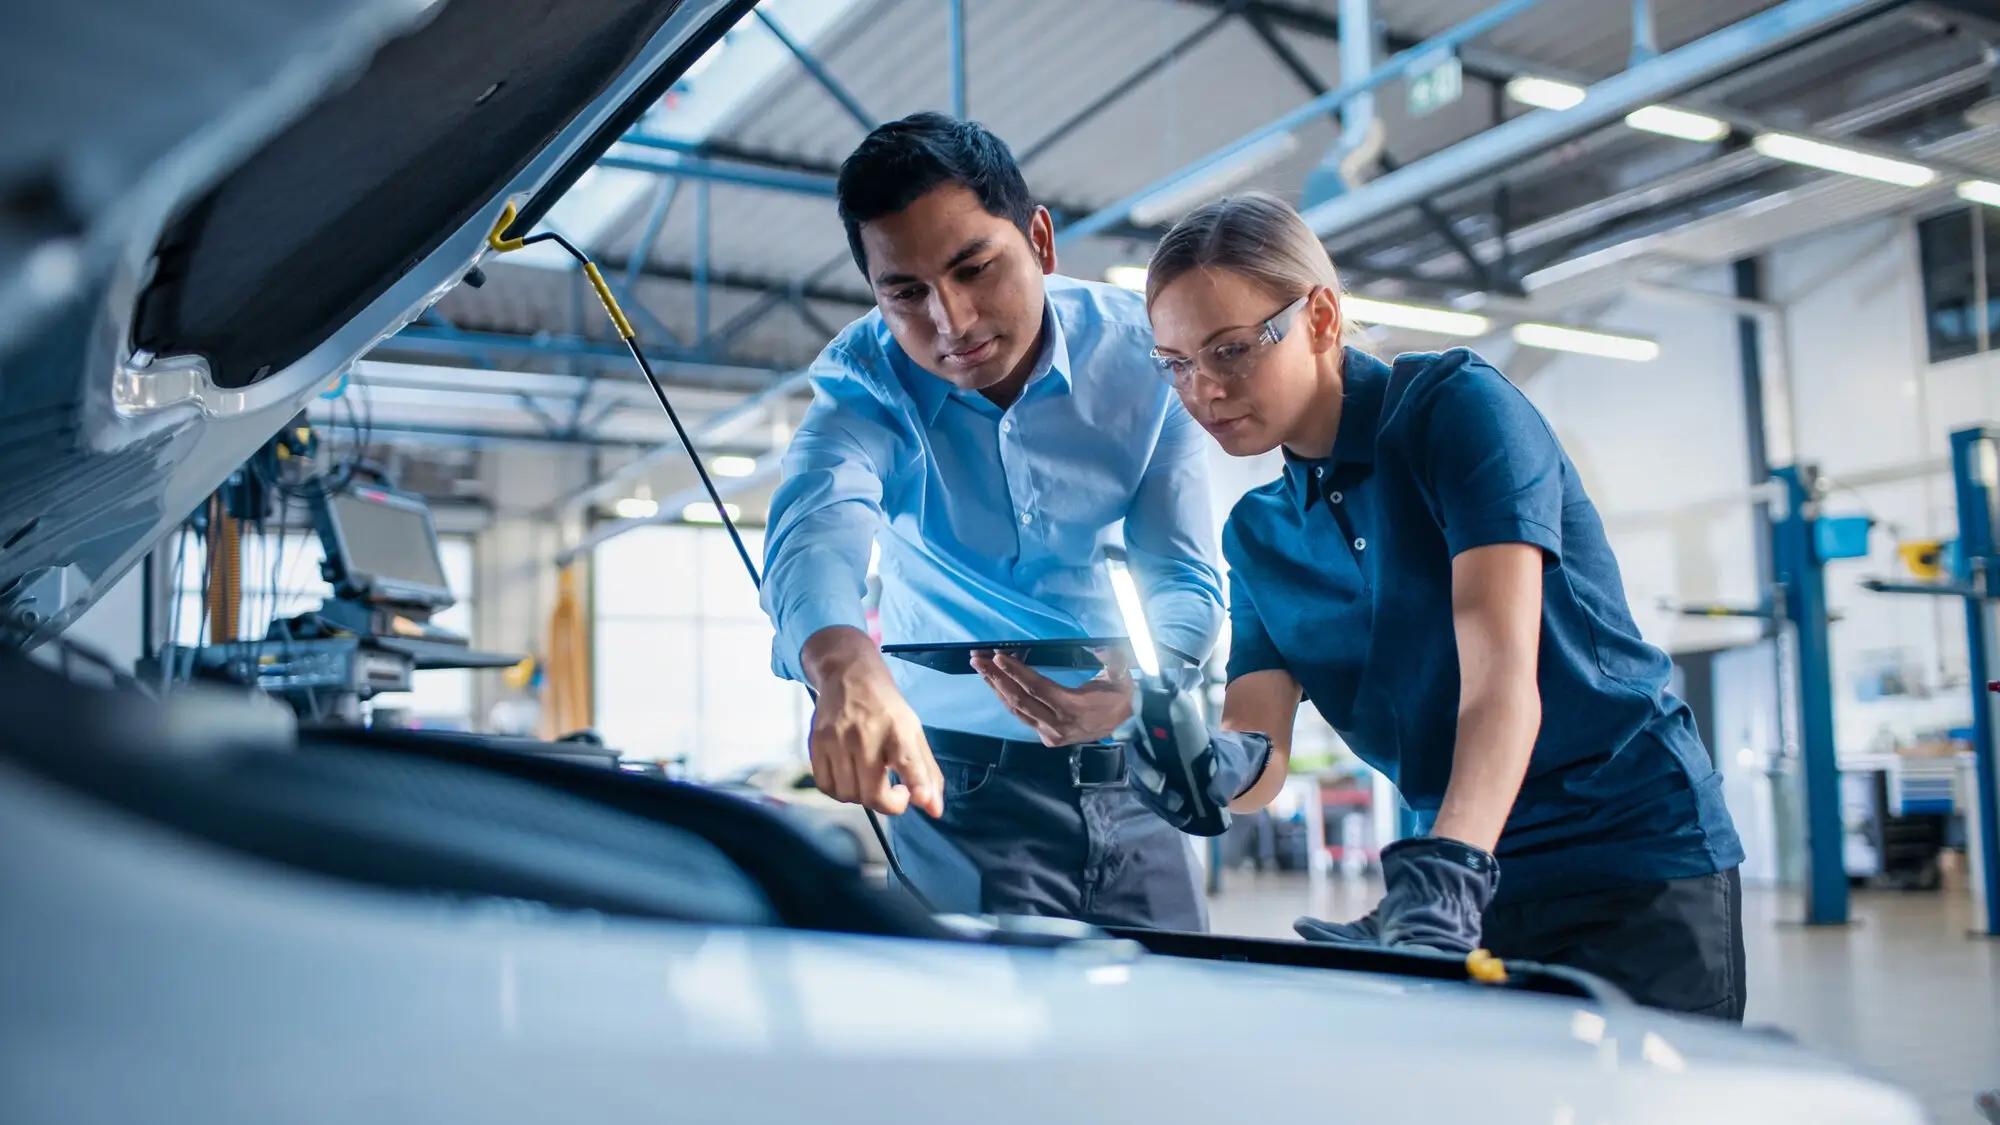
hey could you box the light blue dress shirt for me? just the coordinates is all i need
[762,274,1225,741]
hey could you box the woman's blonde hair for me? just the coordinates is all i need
[1144,191,1364,348]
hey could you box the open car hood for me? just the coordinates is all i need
[0,0,755,647]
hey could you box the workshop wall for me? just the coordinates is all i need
[1515,267,1766,659]
[1772,216,2000,754]
[472,447,591,731]
[1518,213,2000,762]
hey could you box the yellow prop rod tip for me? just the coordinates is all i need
[488,202,526,253]
[1465,949,1509,985]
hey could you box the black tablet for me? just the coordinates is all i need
[881,637,1129,676]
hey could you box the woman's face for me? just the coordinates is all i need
[1148,268,1342,457]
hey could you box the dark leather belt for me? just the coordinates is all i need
[923,727,1128,788]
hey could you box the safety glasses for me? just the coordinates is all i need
[1149,291,1311,392]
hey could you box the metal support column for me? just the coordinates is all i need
[755,8,876,130]
[947,0,967,118]
[1950,427,2000,936]
[1772,464,1851,925]
[694,179,712,347]
[1018,10,1234,165]
[625,178,680,291]
[1631,0,1659,62]
[1736,258,1775,588]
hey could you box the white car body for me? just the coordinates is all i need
[0,757,1922,1125]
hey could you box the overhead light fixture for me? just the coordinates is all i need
[1957,180,2000,208]
[681,501,742,525]
[1342,295,1491,337]
[1511,322,1661,362]
[613,496,659,519]
[1624,105,1728,143]
[711,454,759,478]
[1105,265,1148,292]
[1127,132,1300,227]
[1750,133,1937,188]
[1505,76,1585,111]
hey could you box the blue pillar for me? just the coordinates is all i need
[947,0,967,118]
[1772,465,1849,925]
[1950,428,2000,936]
[693,179,711,347]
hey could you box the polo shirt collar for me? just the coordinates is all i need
[1285,346,1388,510]
[905,296,1068,425]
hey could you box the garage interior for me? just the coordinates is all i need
[16,0,2000,1121]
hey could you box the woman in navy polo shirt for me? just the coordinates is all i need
[1144,193,1747,1019]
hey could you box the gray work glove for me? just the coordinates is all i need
[1294,837,1500,954]
[1123,677,1271,836]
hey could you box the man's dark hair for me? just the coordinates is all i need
[836,112,1037,278]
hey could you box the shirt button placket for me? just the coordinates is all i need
[1001,413,1034,545]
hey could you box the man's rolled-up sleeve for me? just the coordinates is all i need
[1414,360,1565,564]
[761,347,905,682]
[1123,398,1225,666]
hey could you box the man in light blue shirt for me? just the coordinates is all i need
[762,113,1224,928]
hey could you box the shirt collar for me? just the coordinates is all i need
[904,296,1069,426]
[1285,346,1389,510]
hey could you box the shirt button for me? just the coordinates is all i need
[1353,537,1367,551]
[1330,491,1343,504]
[1000,419,1013,433]
[1020,511,1033,526]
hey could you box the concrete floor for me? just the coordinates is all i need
[1208,871,2000,1124]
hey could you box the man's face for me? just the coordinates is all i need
[858,184,1056,393]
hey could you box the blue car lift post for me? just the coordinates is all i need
[1683,463,1859,926]
[1860,426,2000,938]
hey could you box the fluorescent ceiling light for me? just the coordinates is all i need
[1127,132,1300,227]
[711,454,759,478]
[1624,105,1728,143]
[1342,295,1491,337]
[1750,133,1936,188]
[681,501,743,525]
[1957,180,2000,208]
[1105,556,1160,679]
[1105,265,1148,292]
[1511,322,1661,362]
[1508,74,1730,145]
[613,496,659,519]
[1505,76,1585,111]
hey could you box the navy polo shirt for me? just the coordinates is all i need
[1222,347,1743,904]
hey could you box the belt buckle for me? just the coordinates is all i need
[1068,745,1126,789]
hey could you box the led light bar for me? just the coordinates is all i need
[613,496,659,519]
[1343,295,1491,337]
[681,501,743,525]
[711,454,759,478]
[1957,180,2000,208]
[1624,105,1728,143]
[1751,133,1936,188]
[1504,76,1585,111]
[1511,322,1661,362]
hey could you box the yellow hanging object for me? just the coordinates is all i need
[503,656,537,692]
[538,564,592,741]
[1465,948,1509,985]
[1898,539,1946,581]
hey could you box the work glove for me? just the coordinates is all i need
[1123,671,1271,836]
[1294,837,1500,954]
